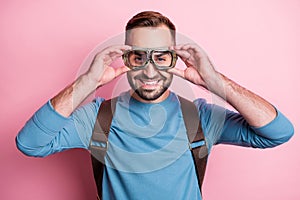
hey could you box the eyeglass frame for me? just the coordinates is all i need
[122,47,178,70]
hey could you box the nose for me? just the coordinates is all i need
[142,62,159,78]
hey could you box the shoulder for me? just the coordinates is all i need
[192,98,228,152]
[73,97,105,116]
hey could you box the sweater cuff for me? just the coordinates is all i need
[33,100,70,135]
[252,108,294,140]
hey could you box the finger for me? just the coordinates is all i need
[182,44,208,57]
[115,45,132,53]
[174,49,191,59]
[106,49,126,57]
[174,43,197,50]
[115,66,130,77]
[106,46,131,62]
[174,43,207,55]
[107,45,132,59]
[109,51,124,60]
[173,49,193,64]
[172,44,189,50]
[167,67,185,79]
[101,45,132,56]
[106,44,132,51]
[172,44,196,57]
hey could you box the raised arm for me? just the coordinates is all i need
[170,44,276,127]
[51,45,131,117]
[16,45,131,156]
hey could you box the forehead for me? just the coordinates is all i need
[126,26,174,48]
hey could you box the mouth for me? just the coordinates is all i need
[138,79,161,90]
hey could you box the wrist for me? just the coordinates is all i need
[204,72,227,99]
[82,73,101,91]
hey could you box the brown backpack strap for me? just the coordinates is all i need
[178,96,208,191]
[89,98,117,200]
[90,96,208,198]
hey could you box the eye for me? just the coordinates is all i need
[157,57,166,61]
[134,56,143,61]
[129,54,147,66]
[154,54,169,63]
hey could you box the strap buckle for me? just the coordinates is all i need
[189,140,206,150]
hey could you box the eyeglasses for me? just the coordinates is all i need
[122,47,177,70]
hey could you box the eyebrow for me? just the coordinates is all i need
[132,51,147,56]
[153,51,170,57]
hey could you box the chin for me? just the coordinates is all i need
[135,88,168,101]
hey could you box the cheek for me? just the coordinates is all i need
[161,71,173,80]
[126,71,134,79]
[127,71,139,83]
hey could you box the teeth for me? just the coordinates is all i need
[143,80,158,85]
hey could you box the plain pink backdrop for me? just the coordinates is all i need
[1,0,299,199]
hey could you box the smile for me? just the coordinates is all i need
[142,80,159,85]
[138,79,161,89]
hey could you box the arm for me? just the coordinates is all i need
[51,45,131,117]
[170,44,293,142]
[16,99,102,156]
[194,98,294,151]
[171,44,276,127]
[16,45,131,156]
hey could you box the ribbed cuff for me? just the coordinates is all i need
[252,108,294,140]
[33,100,70,135]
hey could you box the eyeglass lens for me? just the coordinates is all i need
[127,50,173,68]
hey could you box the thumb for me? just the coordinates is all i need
[115,66,130,77]
[168,67,185,79]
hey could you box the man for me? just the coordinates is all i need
[16,11,294,200]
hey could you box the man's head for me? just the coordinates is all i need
[125,11,176,44]
[124,11,176,102]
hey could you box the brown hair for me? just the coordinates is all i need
[125,11,176,43]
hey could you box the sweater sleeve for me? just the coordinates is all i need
[194,98,294,152]
[16,97,104,157]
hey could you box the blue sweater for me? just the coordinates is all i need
[16,91,294,200]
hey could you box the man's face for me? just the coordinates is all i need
[126,26,175,102]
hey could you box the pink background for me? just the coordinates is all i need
[1,0,299,199]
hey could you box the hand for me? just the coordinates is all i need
[86,45,132,88]
[169,44,218,89]
[171,44,278,127]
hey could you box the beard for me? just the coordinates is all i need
[127,73,173,101]
[134,86,169,101]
